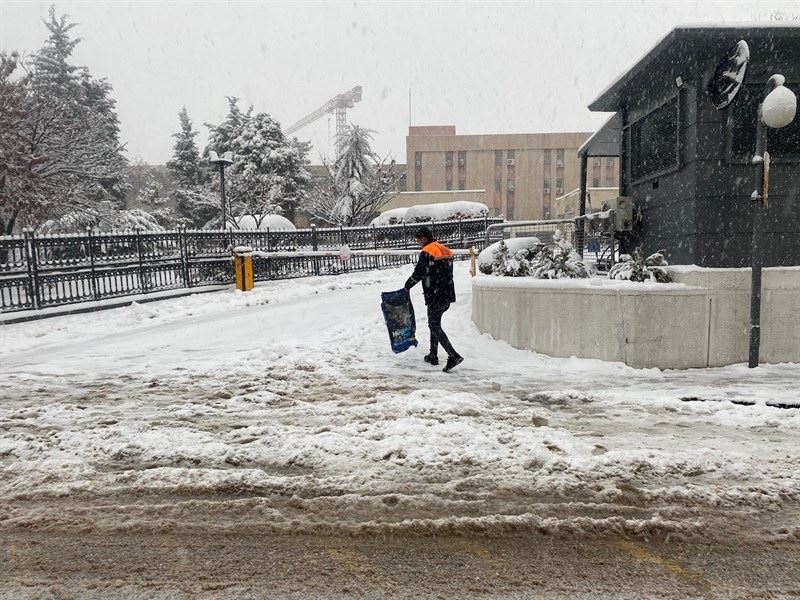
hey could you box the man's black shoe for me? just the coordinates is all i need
[442,355,464,373]
[424,354,439,366]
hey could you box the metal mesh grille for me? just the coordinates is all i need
[629,97,679,181]
[730,84,800,159]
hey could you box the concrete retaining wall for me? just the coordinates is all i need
[471,267,800,369]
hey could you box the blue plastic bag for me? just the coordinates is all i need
[381,289,419,354]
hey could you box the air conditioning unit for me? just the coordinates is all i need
[556,188,564,194]
[507,183,515,192]
[556,160,564,167]
[543,187,550,194]
[506,158,516,166]
[458,158,466,166]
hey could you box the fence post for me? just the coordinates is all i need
[458,218,464,248]
[371,224,379,270]
[402,223,408,249]
[86,227,98,300]
[135,228,147,293]
[23,229,40,310]
[311,224,319,276]
[265,228,272,279]
[179,227,191,288]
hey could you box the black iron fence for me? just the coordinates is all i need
[0,217,500,313]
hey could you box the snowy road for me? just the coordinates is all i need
[1,263,799,595]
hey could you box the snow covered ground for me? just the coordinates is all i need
[1,263,798,541]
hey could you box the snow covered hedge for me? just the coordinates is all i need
[370,201,489,226]
[478,230,588,279]
[227,214,297,231]
[608,249,672,283]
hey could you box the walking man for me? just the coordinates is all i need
[404,226,464,372]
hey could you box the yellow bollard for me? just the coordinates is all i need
[233,247,254,291]
[469,247,477,277]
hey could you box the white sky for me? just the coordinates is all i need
[1,1,796,165]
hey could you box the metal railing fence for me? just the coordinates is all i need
[0,217,500,313]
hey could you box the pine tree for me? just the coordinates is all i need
[529,230,589,279]
[167,107,203,186]
[203,101,309,226]
[304,125,402,226]
[4,8,129,233]
[608,248,672,282]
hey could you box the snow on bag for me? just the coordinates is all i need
[380,289,419,353]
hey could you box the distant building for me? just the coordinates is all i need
[406,126,619,220]
[587,25,800,267]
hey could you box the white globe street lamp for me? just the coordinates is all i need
[748,74,797,368]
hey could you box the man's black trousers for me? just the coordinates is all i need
[427,302,457,358]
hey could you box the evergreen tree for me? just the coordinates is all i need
[202,100,309,226]
[3,8,129,233]
[608,248,671,282]
[304,125,402,226]
[167,107,203,186]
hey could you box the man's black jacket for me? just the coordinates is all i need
[404,241,456,306]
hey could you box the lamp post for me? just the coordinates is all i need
[748,75,797,368]
[209,151,234,229]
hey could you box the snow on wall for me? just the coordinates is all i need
[371,201,489,226]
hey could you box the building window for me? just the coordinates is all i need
[494,180,501,192]
[457,151,466,190]
[414,152,422,191]
[495,150,503,166]
[592,176,600,187]
[729,83,800,160]
[556,178,563,194]
[543,179,550,193]
[507,149,515,159]
[593,158,601,167]
[629,95,679,181]
[445,151,454,190]
[556,148,565,168]
[606,157,615,166]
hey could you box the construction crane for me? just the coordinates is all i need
[284,86,363,153]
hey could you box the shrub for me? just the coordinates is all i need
[608,248,672,283]
[528,229,589,279]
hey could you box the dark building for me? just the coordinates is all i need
[587,25,800,267]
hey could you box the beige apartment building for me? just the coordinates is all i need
[406,126,619,220]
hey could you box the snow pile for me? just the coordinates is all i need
[228,214,296,231]
[371,201,489,226]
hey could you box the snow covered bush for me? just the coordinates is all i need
[528,230,589,279]
[371,201,489,226]
[608,248,672,283]
[228,214,296,231]
[38,202,163,233]
[477,237,542,275]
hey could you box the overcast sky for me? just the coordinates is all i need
[1,1,796,165]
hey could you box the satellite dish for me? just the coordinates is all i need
[708,40,750,110]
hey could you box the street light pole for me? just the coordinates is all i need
[748,74,797,368]
[208,151,234,229]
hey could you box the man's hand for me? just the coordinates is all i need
[404,277,416,290]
